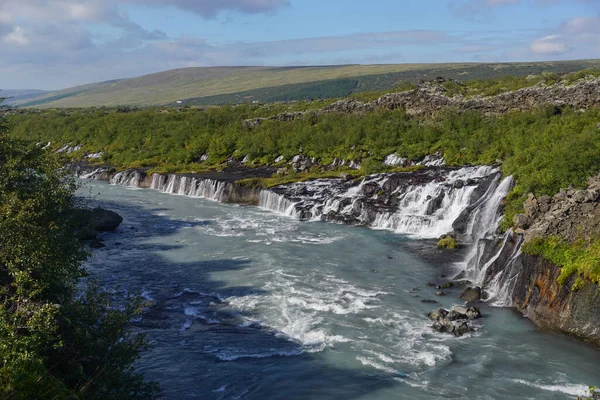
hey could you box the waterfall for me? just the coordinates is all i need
[151,174,166,191]
[258,191,300,218]
[257,166,509,239]
[485,232,525,306]
[79,168,109,180]
[458,175,515,282]
[110,170,143,187]
[127,173,232,202]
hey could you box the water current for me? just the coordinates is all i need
[80,180,600,400]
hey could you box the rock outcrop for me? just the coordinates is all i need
[519,177,600,242]
[480,175,600,346]
[243,76,600,127]
[428,305,482,337]
[510,253,600,346]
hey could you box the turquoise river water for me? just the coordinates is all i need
[80,180,600,400]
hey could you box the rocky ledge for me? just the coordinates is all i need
[244,76,600,127]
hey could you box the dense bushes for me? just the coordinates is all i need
[7,102,600,201]
[0,105,157,398]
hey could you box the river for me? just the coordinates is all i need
[80,180,600,400]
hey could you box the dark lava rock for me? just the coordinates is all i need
[437,282,454,289]
[459,286,482,302]
[75,226,97,240]
[90,240,106,249]
[90,208,123,231]
[421,299,438,304]
[432,319,454,334]
[453,321,471,336]
[427,308,449,321]
[429,305,480,336]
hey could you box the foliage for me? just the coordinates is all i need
[437,236,460,249]
[0,101,157,399]
[522,236,600,288]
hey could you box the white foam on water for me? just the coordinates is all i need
[512,379,590,397]
[213,385,227,393]
[356,356,402,374]
[215,348,303,361]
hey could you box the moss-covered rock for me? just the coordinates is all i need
[437,235,460,249]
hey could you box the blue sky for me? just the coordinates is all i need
[0,0,598,90]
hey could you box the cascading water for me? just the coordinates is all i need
[113,172,231,202]
[110,170,143,187]
[485,232,525,306]
[371,167,499,238]
[258,166,505,239]
[458,175,515,280]
[258,191,301,217]
[104,165,521,306]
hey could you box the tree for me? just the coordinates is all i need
[0,98,158,399]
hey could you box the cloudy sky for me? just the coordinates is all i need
[1,0,599,90]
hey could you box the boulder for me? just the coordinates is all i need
[89,208,123,231]
[432,319,454,334]
[513,214,532,229]
[453,321,471,336]
[448,306,482,321]
[75,226,97,241]
[465,307,482,320]
[437,234,459,249]
[427,308,449,321]
[436,282,454,289]
[459,286,482,302]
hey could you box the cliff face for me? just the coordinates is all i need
[510,253,600,346]
[493,175,600,346]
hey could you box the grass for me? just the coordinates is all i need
[522,236,600,288]
[15,60,600,108]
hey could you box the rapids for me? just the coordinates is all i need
[79,179,600,400]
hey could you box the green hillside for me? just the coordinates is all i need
[13,60,600,108]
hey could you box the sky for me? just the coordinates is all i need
[0,0,599,90]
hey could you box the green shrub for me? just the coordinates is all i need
[522,236,600,287]
[437,236,460,249]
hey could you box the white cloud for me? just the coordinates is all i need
[562,16,600,34]
[3,27,28,46]
[530,35,569,54]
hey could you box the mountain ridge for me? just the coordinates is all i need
[11,59,600,108]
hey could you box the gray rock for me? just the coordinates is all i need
[465,307,482,320]
[453,321,471,336]
[459,286,482,302]
[432,319,455,334]
[90,208,123,232]
[427,308,449,321]
[513,214,532,229]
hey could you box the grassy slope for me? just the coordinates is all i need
[16,60,600,108]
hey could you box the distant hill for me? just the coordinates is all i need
[2,90,49,105]
[12,60,600,108]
